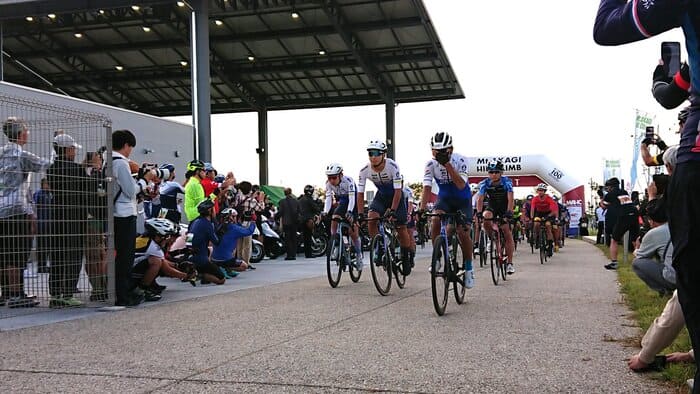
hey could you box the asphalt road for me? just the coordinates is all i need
[0,239,668,393]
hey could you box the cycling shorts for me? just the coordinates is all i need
[369,192,407,225]
[434,196,472,226]
[332,198,357,218]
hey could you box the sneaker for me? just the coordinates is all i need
[9,295,40,308]
[49,296,83,308]
[247,264,257,270]
[143,290,162,302]
[464,269,475,289]
[219,267,233,279]
[355,254,364,271]
[687,379,694,391]
[604,262,618,270]
[554,244,560,253]
[506,263,515,275]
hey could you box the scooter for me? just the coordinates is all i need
[256,215,284,259]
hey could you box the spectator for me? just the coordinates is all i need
[632,199,675,296]
[188,199,225,285]
[199,163,235,216]
[0,117,51,308]
[184,160,207,222]
[278,188,301,260]
[579,213,590,237]
[600,177,638,270]
[83,150,108,301]
[158,163,185,224]
[211,208,255,274]
[299,185,320,258]
[234,181,264,265]
[112,129,155,306]
[32,178,53,274]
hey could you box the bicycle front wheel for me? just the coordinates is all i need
[490,235,500,286]
[392,236,406,289]
[539,232,546,264]
[452,234,466,305]
[370,235,392,296]
[500,233,507,281]
[479,231,488,268]
[326,233,342,288]
[431,236,449,316]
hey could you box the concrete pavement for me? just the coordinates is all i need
[0,239,668,393]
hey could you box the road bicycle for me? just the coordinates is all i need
[367,215,406,296]
[484,216,507,285]
[426,212,466,316]
[326,217,362,288]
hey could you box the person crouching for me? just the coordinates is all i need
[189,198,225,285]
[211,208,255,277]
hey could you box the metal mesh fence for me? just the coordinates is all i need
[0,93,112,317]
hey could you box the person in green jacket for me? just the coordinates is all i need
[184,160,207,222]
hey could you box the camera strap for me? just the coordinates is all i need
[112,156,124,204]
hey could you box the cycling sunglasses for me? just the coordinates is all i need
[327,175,339,180]
[488,170,501,174]
[368,150,384,157]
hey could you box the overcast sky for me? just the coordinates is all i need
[170,1,686,201]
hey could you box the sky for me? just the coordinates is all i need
[170,1,687,203]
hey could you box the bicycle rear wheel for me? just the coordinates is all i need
[451,234,465,304]
[391,236,406,289]
[479,230,487,268]
[326,233,342,288]
[539,231,546,264]
[431,236,449,316]
[370,235,391,296]
[500,232,507,281]
[490,234,500,286]
[348,247,362,283]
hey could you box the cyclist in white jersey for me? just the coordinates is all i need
[357,140,414,275]
[323,163,362,269]
[419,132,475,288]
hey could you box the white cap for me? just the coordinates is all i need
[53,134,82,149]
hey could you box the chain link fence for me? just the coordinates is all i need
[0,93,113,318]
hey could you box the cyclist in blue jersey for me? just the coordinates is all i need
[356,140,413,275]
[594,4,700,385]
[419,132,474,288]
[476,161,516,274]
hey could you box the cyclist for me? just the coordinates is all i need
[512,199,523,242]
[551,195,565,252]
[402,176,417,260]
[530,183,559,257]
[475,160,516,274]
[470,183,483,256]
[419,132,474,287]
[522,194,534,243]
[554,196,569,247]
[324,163,363,270]
[357,140,413,275]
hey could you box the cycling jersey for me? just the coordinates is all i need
[324,175,357,213]
[358,158,402,196]
[478,176,513,213]
[594,0,700,162]
[523,201,532,219]
[531,195,558,217]
[422,153,470,199]
[159,181,185,211]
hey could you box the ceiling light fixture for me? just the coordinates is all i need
[291,12,300,19]
[25,16,34,22]
[176,1,186,6]
[318,49,326,55]
[247,55,255,62]
[131,5,141,11]
[214,19,223,26]
[99,9,106,15]
[115,65,124,71]
[180,61,188,66]
[142,26,152,32]
[74,32,83,38]
[47,14,56,19]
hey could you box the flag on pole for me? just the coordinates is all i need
[631,110,654,191]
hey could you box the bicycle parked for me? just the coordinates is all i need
[426,212,466,316]
[366,215,406,296]
[326,217,362,288]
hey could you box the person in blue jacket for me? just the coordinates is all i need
[594,3,700,390]
[211,208,255,275]
[188,198,225,285]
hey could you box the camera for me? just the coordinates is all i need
[138,163,170,180]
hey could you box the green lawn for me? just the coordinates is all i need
[595,244,694,390]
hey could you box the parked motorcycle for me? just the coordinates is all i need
[255,215,284,259]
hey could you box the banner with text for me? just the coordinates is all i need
[631,110,655,191]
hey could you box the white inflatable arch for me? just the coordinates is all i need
[466,155,586,234]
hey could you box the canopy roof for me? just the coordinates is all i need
[0,0,463,116]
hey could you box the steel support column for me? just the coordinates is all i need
[386,92,395,159]
[191,0,212,161]
[1,22,4,80]
[257,109,269,185]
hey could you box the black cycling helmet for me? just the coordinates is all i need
[304,185,314,195]
[487,160,504,172]
[196,198,215,215]
[679,107,690,123]
[604,177,620,187]
[526,194,534,200]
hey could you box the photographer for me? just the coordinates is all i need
[652,60,690,110]
[234,181,264,265]
[157,164,185,224]
[112,129,155,306]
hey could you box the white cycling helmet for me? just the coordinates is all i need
[325,163,343,176]
[145,218,178,237]
[470,183,479,192]
[536,183,548,191]
[221,207,238,216]
[367,140,387,152]
[430,131,453,149]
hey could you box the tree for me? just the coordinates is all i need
[408,182,423,203]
